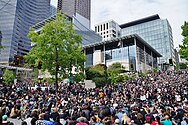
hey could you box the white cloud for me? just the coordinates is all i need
[91,0,188,47]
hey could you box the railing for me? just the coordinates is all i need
[0,64,32,71]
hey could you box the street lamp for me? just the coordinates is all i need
[104,53,108,85]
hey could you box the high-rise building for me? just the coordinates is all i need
[32,15,102,46]
[174,49,179,64]
[58,0,91,28]
[94,20,121,41]
[50,5,57,16]
[120,15,175,66]
[0,0,53,64]
[0,31,2,47]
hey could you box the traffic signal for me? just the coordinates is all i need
[130,63,134,70]
[38,61,42,69]
[169,59,173,66]
[14,55,20,65]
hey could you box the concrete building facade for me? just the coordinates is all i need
[94,20,121,41]
[57,0,91,28]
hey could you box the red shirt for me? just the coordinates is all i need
[152,120,162,125]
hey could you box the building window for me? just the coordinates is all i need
[106,23,108,29]
[112,30,116,34]
[101,25,102,31]
[103,24,105,30]
[95,26,97,32]
[98,26,99,32]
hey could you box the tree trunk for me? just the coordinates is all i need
[55,47,58,92]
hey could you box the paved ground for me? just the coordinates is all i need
[8,118,22,124]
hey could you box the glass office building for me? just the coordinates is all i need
[83,34,161,72]
[120,15,174,65]
[32,15,102,46]
[0,31,2,47]
[0,0,53,64]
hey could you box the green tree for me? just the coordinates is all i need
[73,72,86,83]
[86,64,105,79]
[86,64,106,87]
[179,21,188,61]
[179,63,187,69]
[108,62,124,84]
[3,69,14,86]
[108,62,122,70]
[108,70,122,84]
[24,12,86,91]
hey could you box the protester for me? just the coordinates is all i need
[0,70,187,125]
[2,115,10,125]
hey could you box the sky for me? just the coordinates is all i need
[51,0,188,48]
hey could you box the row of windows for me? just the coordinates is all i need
[95,23,109,32]
[136,47,157,67]
[102,34,117,39]
[0,0,52,63]
[99,31,109,35]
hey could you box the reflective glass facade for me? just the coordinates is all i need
[105,40,137,71]
[32,14,102,46]
[84,35,161,72]
[73,16,102,45]
[120,15,174,64]
[0,0,52,64]
[0,31,2,47]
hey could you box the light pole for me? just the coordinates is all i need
[104,53,108,85]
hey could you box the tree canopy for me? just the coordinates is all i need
[3,69,14,86]
[179,21,188,61]
[85,63,130,86]
[24,12,86,90]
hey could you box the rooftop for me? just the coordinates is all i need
[120,14,160,28]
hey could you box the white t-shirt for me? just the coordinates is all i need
[24,117,32,125]
[140,95,146,101]
[175,95,181,101]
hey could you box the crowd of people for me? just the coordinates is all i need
[0,70,188,125]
